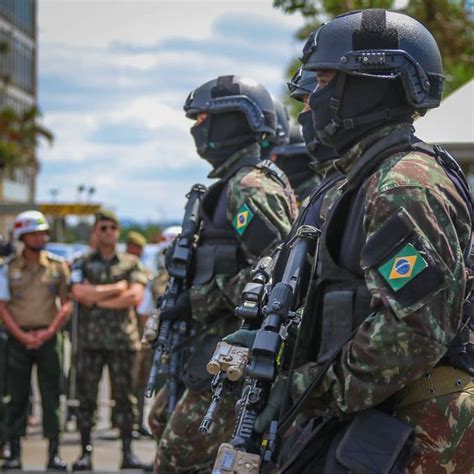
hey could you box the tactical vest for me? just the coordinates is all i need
[193,156,292,286]
[300,127,474,375]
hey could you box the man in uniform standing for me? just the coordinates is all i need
[71,210,150,471]
[125,230,152,436]
[0,211,71,471]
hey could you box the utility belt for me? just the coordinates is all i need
[394,365,473,409]
[20,326,49,332]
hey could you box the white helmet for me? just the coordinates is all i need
[160,226,181,246]
[14,210,50,239]
[157,226,181,270]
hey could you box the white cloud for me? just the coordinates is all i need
[37,1,305,220]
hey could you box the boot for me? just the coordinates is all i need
[120,436,152,470]
[0,438,10,460]
[71,430,92,472]
[46,437,67,471]
[1,438,21,471]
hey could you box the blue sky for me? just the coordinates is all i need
[36,1,304,222]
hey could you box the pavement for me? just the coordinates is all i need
[2,365,157,473]
[15,427,156,473]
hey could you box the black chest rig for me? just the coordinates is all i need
[300,128,474,375]
[192,157,291,286]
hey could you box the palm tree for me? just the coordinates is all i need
[0,106,53,169]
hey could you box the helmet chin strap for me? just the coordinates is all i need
[316,73,414,144]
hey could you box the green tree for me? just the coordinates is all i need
[275,0,473,113]
[0,106,53,169]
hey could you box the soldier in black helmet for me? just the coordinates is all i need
[245,9,472,473]
[151,75,296,473]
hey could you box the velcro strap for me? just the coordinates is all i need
[395,366,474,409]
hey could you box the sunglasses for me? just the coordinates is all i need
[99,224,118,232]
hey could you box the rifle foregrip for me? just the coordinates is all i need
[145,347,163,398]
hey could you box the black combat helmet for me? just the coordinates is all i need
[302,10,443,108]
[184,75,276,165]
[287,66,318,102]
[302,9,444,150]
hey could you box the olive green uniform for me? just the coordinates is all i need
[73,250,147,435]
[0,251,69,439]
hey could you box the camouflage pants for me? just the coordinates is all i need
[75,348,137,434]
[154,388,236,473]
[395,389,474,473]
[148,386,168,441]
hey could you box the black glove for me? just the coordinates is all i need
[160,290,192,322]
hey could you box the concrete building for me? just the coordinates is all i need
[0,0,37,236]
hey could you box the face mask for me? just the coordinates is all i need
[298,109,337,163]
[274,154,312,190]
[297,109,317,148]
[190,112,256,167]
[308,75,340,147]
[310,74,411,152]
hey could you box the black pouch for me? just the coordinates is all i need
[180,333,222,392]
[279,409,414,474]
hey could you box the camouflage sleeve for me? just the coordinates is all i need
[191,168,295,323]
[291,153,471,416]
[130,258,148,286]
[226,167,295,261]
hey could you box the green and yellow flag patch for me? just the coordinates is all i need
[378,243,427,292]
[233,203,254,236]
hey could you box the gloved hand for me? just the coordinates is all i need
[223,329,257,348]
[160,290,192,322]
[254,376,288,434]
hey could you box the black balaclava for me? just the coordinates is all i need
[309,73,412,154]
[298,109,338,163]
[273,153,313,190]
[191,111,257,168]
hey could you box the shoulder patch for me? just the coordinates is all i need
[232,203,254,236]
[378,243,428,291]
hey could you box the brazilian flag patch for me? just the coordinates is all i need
[378,243,428,292]
[233,203,254,236]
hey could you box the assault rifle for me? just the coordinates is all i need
[143,183,207,415]
[199,255,275,434]
[207,225,320,471]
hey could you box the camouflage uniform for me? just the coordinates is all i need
[155,143,296,473]
[290,124,473,472]
[146,270,170,441]
[74,250,147,435]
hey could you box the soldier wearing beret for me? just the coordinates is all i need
[71,210,151,471]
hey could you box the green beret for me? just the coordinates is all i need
[95,209,119,225]
[126,231,147,247]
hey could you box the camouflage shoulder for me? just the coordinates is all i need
[230,164,290,195]
[372,149,453,195]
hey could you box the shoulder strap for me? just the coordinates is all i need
[257,159,289,189]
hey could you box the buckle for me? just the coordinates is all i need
[325,120,339,136]
[329,97,340,111]
[343,118,354,129]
